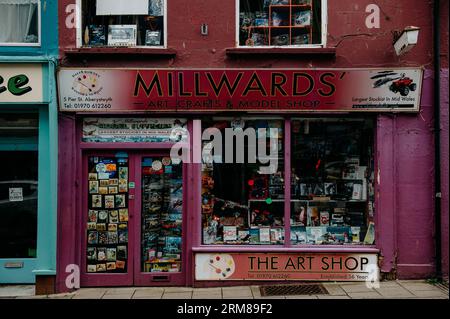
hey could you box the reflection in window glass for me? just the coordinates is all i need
[201,119,285,245]
[239,0,323,47]
[290,119,375,245]
[0,0,39,44]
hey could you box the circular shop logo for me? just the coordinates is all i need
[72,71,103,96]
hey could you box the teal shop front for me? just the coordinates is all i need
[0,61,58,286]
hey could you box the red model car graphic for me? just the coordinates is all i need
[371,71,417,96]
[389,76,417,96]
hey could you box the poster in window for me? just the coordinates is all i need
[145,30,161,46]
[108,25,137,47]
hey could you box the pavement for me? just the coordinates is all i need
[0,280,448,299]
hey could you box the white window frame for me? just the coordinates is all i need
[76,0,168,49]
[0,0,42,47]
[235,0,327,48]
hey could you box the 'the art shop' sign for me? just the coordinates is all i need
[195,253,379,282]
[0,64,43,103]
[58,68,423,113]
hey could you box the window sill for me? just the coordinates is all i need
[63,47,177,57]
[225,47,336,57]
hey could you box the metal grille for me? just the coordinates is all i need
[260,284,329,296]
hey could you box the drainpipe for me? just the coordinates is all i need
[433,0,442,280]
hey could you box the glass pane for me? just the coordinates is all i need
[0,2,39,44]
[290,119,375,245]
[239,0,322,47]
[82,0,165,47]
[201,119,285,245]
[141,156,182,273]
[86,156,129,273]
[0,151,38,258]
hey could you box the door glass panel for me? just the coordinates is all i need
[0,152,38,258]
[86,156,129,273]
[141,157,182,273]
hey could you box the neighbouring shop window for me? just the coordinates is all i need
[0,150,38,258]
[290,119,375,245]
[201,119,285,245]
[86,156,129,273]
[0,0,40,45]
[238,0,324,47]
[141,156,183,273]
[81,0,165,47]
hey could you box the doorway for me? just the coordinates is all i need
[81,151,186,287]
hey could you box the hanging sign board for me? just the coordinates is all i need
[58,68,423,113]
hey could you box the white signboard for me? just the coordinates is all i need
[0,64,43,103]
[96,0,149,15]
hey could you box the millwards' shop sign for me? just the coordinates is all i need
[58,68,423,113]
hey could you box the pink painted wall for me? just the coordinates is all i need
[55,0,444,290]
[439,0,449,280]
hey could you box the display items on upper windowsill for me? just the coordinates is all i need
[239,0,318,47]
[108,25,137,47]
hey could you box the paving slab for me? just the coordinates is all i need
[164,287,193,293]
[192,288,222,294]
[192,293,223,299]
[409,290,449,298]
[222,287,253,298]
[102,294,133,299]
[0,285,35,297]
[317,295,351,299]
[323,285,347,296]
[340,284,376,293]
[375,287,415,298]
[162,292,193,299]
[105,288,136,295]
[133,288,164,298]
[399,282,444,291]
[284,295,318,299]
[347,291,383,299]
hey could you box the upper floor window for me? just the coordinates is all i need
[0,0,40,46]
[238,0,326,47]
[80,0,166,48]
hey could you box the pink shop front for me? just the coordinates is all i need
[55,68,435,291]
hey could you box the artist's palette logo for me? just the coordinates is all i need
[204,254,236,279]
[72,71,102,96]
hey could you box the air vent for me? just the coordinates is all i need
[260,284,328,296]
[152,275,170,282]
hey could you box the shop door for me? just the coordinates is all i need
[133,153,185,286]
[81,152,186,287]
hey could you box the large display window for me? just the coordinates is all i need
[200,117,375,247]
[290,119,375,245]
[201,118,285,245]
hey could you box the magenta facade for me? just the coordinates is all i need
[55,0,448,292]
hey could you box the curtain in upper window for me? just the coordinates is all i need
[0,0,39,44]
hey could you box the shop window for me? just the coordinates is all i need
[0,0,40,46]
[80,0,166,48]
[238,0,326,47]
[290,119,375,245]
[201,119,285,245]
